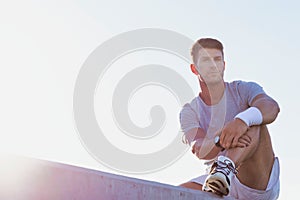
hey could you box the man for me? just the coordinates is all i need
[179,38,280,199]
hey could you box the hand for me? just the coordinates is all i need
[236,134,251,148]
[220,118,249,149]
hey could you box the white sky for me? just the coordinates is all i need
[0,0,299,199]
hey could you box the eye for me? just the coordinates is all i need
[214,57,222,61]
[201,58,210,62]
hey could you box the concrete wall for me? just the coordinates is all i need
[0,154,233,200]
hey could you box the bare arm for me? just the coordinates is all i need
[185,128,221,160]
[220,93,280,148]
[185,127,249,160]
[250,93,280,124]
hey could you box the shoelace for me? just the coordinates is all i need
[214,159,238,175]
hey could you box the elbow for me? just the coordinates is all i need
[192,142,216,160]
[272,100,280,119]
[266,100,280,124]
[191,143,206,160]
[192,150,209,160]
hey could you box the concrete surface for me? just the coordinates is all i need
[0,154,233,200]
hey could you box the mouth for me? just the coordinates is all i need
[209,72,220,75]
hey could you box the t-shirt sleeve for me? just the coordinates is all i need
[237,81,266,105]
[179,103,200,134]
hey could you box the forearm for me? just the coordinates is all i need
[235,94,280,127]
[184,128,222,159]
[192,138,222,160]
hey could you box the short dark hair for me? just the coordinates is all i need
[191,38,224,64]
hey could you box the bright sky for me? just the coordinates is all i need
[0,0,299,199]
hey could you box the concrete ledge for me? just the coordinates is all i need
[0,154,233,200]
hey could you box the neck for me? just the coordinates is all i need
[199,81,225,105]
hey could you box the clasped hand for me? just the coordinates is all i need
[219,118,252,149]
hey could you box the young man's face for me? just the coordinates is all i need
[194,48,225,85]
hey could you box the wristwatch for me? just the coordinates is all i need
[214,136,225,151]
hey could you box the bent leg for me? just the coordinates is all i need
[225,125,274,190]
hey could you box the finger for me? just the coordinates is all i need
[238,133,250,144]
[242,136,252,145]
[233,137,249,148]
[241,135,251,143]
[232,136,239,147]
[220,133,227,148]
[240,136,251,145]
[235,142,247,148]
[224,135,234,149]
[238,137,250,146]
[245,134,252,143]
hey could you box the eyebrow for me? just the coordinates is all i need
[200,56,222,59]
[214,56,223,59]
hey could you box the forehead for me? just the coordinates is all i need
[198,48,223,58]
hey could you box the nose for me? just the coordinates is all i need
[207,63,220,71]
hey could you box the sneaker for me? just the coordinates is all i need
[203,156,237,196]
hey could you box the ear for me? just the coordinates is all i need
[190,64,199,75]
[224,61,226,69]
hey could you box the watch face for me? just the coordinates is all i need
[215,136,220,144]
[214,135,224,151]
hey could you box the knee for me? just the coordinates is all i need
[247,125,270,142]
[245,126,261,142]
[247,125,260,134]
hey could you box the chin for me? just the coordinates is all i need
[204,78,224,85]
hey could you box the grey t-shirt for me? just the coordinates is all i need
[180,80,265,135]
[179,80,265,167]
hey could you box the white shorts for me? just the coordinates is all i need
[190,157,280,200]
